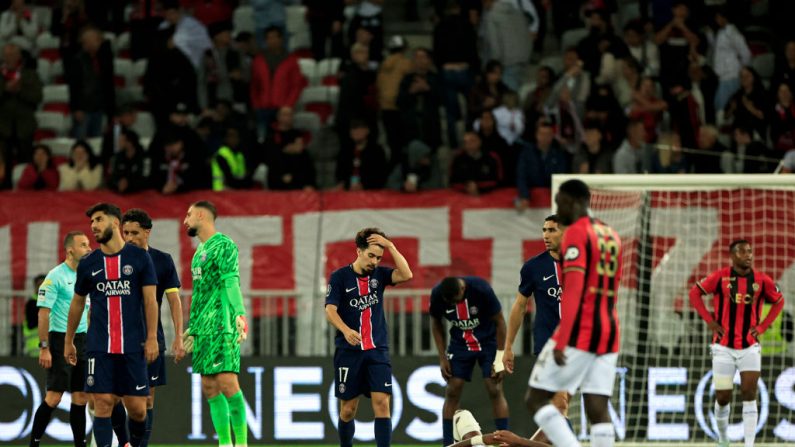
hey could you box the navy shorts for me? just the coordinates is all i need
[448,347,496,382]
[147,351,167,387]
[86,352,149,396]
[333,347,392,399]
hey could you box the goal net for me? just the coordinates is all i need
[551,174,795,445]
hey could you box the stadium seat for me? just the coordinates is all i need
[36,33,60,62]
[34,112,68,141]
[517,81,537,103]
[132,59,147,85]
[42,85,70,115]
[40,137,76,158]
[50,60,64,84]
[317,58,341,86]
[12,163,27,189]
[121,85,145,106]
[289,31,311,53]
[139,136,152,151]
[752,53,775,79]
[561,28,588,52]
[113,59,133,87]
[32,6,52,32]
[132,111,156,139]
[37,59,51,84]
[116,32,131,59]
[293,111,321,136]
[233,6,255,34]
[251,163,267,187]
[619,2,641,28]
[286,5,308,35]
[87,137,103,157]
[298,58,319,85]
[298,86,337,124]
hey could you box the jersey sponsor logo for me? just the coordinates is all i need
[564,246,579,261]
[122,265,133,275]
[96,280,132,295]
[543,274,556,281]
[451,318,481,330]
[734,293,753,304]
[91,269,104,276]
[548,286,562,297]
[191,267,202,281]
[349,294,379,310]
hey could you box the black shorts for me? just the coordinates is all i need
[147,351,167,387]
[46,332,87,393]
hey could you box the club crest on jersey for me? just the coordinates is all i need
[201,252,207,262]
[86,375,94,386]
[752,283,760,292]
[564,246,580,261]
[470,306,478,315]
[338,383,346,393]
[369,278,379,289]
[123,265,133,275]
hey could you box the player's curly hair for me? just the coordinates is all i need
[355,228,386,249]
[440,277,463,304]
[86,203,122,222]
[122,208,153,229]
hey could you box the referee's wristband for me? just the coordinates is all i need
[493,350,505,373]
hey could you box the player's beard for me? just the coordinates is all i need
[186,226,198,237]
[95,226,113,244]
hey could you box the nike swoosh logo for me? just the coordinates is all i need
[445,309,456,313]
[150,376,159,381]
[92,269,103,276]
[346,287,357,293]
[212,362,223,368]
[543,274,555,281]
[136,385,146,390]
[384,383,392,387]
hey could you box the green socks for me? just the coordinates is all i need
[207,394,232,447]
[226,391,248,447]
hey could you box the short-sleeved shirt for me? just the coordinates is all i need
[518,251,562,354]
[553,216,623,355]
[148,246,181,351]
[37,262,88,333]
[75,244,158,354]
[696,267,783,349]
[189,232,241,335]
[326,265,394,351]
[429,276,501,352]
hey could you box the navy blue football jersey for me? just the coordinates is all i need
[75,244,158,354]
[148,246,181,351]
[518,251,562,354]
[429,276,501,352]
[326,265,394,351]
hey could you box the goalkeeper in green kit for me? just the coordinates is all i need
[182,201,249,447]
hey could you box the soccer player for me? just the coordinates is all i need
[181,201,248,447]
[430,276,509,446]
[689,239,784,447]
[64,203,160,447]
[504,215,569,443]
[120,208,185,447]
[325,228,413,447]
[525,179,623,447]
[445,409,546,447]
[29,231,92,447]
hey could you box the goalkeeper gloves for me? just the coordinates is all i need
[235,315,248,344]
[182,328,194,353]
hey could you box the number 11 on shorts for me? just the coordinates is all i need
[338,367,349,383]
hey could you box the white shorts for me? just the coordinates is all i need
[711,343,761,389]
[528,339,618,396]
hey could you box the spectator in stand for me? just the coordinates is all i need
[397,48,442,151]
[772,40,795,92]
[251,0,286,50]
[667,80,701,150]
[573,121,612,174]
[579,8,627,83]
[185,0,233,26]
[771,82,795,152]
[51,0,90,77]
[709,8,751,113]
[548,48,590,120]
[613,118,653,174]
[68,26,115,139]
[336,43,377,146]
[522,65,555,140]
[688,60,718,125]
[108,128,148,194]
[258,106,303,168]
[493,91,525,145]
[148,102,209,171]
[0,42,41,179]
[550,0,586,40]
[481,0,534,91]
[250,26,307,142]
[653,131,687,174]
[467,60,509,123]
[145,27,199,127]
[17,144,59,190]
[266,130,315,191]
[336,120,388,190]
[516,120,567,207]
[628,76,667,143]
[655,1,704,92]
[101,104,138,164]
[434,0,479,149]
[584,83,625,150]
[689,125,726,174]
[386,140,443,192]
[211,127,251,191]
[780,149,795,173]
[233,31,257,106]
[449,130,502,196]
[153,131,211,194]
[723,125,776,174]
[546,82,584,155]
[603,56,641,109]
[199,21,245,111]
[0,0,37,50]
[377,35,413,162]
[305,0,345,60]
[623,19,659,77]
[160,0,213,70]
[58,140,103,191]
[474,109,513,185]
[724,66,768,138]
[348,1,384,64]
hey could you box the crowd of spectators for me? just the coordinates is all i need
[1,0,795,199]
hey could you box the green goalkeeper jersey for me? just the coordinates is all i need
[190,232,244,335]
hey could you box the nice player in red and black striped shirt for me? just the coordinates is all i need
[521,179,622,447]
[689,239,784,447]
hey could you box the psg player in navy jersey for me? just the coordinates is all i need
[325,228,413,447]
[504,215,569,443]
[121,208,185,447]
[430,276,509,447]
[64,203,159,447]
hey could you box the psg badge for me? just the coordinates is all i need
[369,278,379,289]
[122,265,133,275]
[338,383,346,394]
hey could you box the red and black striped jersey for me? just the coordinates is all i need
[692,267,783,349]
[553,216,623,354]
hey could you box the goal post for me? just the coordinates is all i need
[550,174,795,445]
